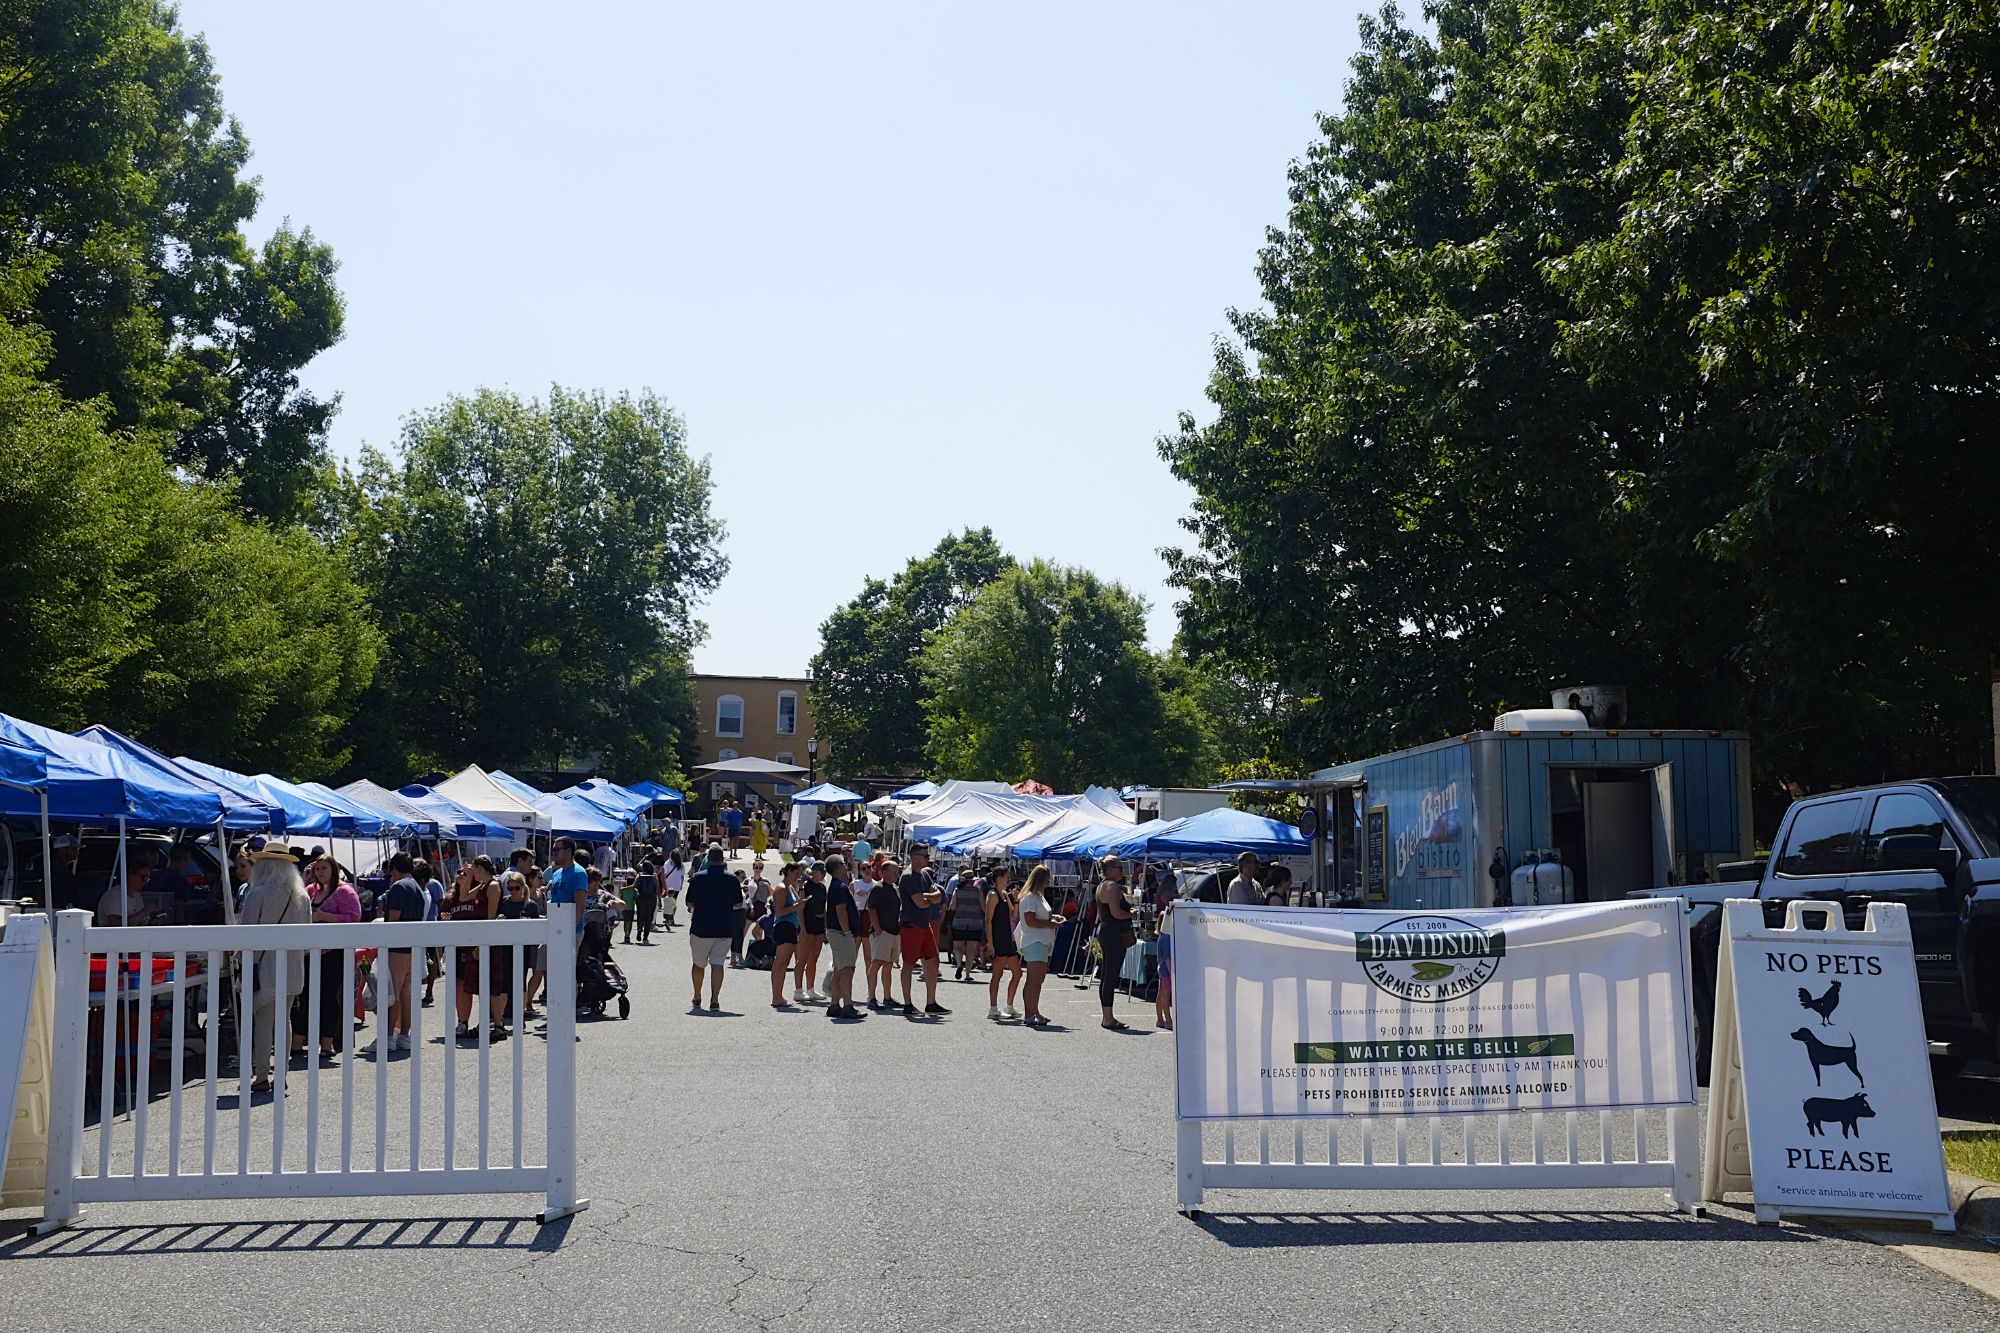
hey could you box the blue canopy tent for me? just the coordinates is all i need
[336,780,441,838]
[564,780,651,818]
[396,785,516,841]
[791,782,864,806]
[176,758,336,838]
[74,725,280,831]
[0,714,223,829]
[1012,820,1133,860]
[0,713,227,926]
[890,780,938,801]
[0,740,46,901]
[0,739,46,793]
[558,782,646,831]
[626,779,685,806]
[1093,807,1309,861]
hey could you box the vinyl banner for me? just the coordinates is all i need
[1172,901,1695,1120]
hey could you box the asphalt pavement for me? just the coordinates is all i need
[3,903,1997,1331]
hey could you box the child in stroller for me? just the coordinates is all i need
[578,896,631,1019]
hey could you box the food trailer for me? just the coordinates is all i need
[1304,708,1751,909]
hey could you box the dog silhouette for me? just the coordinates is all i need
[1802,1093,1874,1138]
[1790,1027,1862,1087]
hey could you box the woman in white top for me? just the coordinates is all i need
[1016,865,1061,1027]
[660,852,685,931]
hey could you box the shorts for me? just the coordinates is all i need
[990,940,1019,960]
[827,930,859,970]
[899,926,939,962]
[689,935,730,967]
[773,921,800,948]
[1019,940,1052,964]
[869,933,899,964]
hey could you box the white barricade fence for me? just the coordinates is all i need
[35,904,585,1231]
[1171,900,1702,1215]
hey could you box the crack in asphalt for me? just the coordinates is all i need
[501,1194,820,1328]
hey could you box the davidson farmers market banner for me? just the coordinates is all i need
[1172,901,1697,1120]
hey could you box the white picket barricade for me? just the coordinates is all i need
[35,904,584,1231]
[1171,901,1704,1217]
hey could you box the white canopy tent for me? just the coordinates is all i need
[434,763,551,848]
[892,783,1134,854]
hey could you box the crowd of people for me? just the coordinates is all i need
[61,811,1225,1097]
[661,841,1175,1032]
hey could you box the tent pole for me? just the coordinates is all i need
[118,813,128,924]
[218,817,237,926]
[38,791,51,911]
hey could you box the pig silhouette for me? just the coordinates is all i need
[1802,1093,1875,1138]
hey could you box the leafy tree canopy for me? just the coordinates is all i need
[0,0,344,521]
[809,528,1013,777]
[920,560,1208,790]
[1162,0,2000,795]
[343,386,725,783]
[0,288,377,776]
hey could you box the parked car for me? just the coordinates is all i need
[8,829,230,920]
[1633,777,2000,1084]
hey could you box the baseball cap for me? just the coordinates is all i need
[53,834,76,850]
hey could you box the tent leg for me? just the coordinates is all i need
[218,818,236,926]
[39,792,52,911]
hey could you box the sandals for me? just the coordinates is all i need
[1101,1019,1129,1031]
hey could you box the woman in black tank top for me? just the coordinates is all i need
[984,866,1021,1020]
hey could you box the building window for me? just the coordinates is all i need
[777,690,798,736]
[775,752,795,798]
[715,694,744,738]
[715,748,739,799]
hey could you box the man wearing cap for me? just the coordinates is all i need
[48,834,81,912]
[897,846,949,1017]
[684,844,742,1011]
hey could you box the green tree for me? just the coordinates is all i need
[0,0,345,520]
[0,294,377,776]
[1161,0,2000,793]
[1553,0,2000,787]
[920,560,1204,789]
[809,528,1012,776]
[345,386,725,782]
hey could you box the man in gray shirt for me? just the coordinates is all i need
[1226,850,1262,905]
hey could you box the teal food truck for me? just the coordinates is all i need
[1303,697,1751,910]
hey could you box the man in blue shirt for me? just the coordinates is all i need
[684,844,744,1011]
[546,837,590,937]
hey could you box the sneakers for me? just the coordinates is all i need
[902,1001,917,1016]
[987,1006,1002,1021]
[794,988,809,1004]
[1004,1005,1022,1020]
[925,1003,951,1016]
[810,987,830,1003]
[490,1024,510,1042]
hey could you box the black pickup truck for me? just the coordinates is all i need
[1647,777,2000,1083]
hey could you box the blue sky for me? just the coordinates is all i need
[182,1,1366,675]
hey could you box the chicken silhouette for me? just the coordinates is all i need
[1798,979,1842,1026]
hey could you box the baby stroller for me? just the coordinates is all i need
[578,902,632,1019]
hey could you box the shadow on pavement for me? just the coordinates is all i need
[0,1211,575,1258]
[1191,1209,1811,1247]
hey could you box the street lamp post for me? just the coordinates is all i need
[807,736,819,786]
